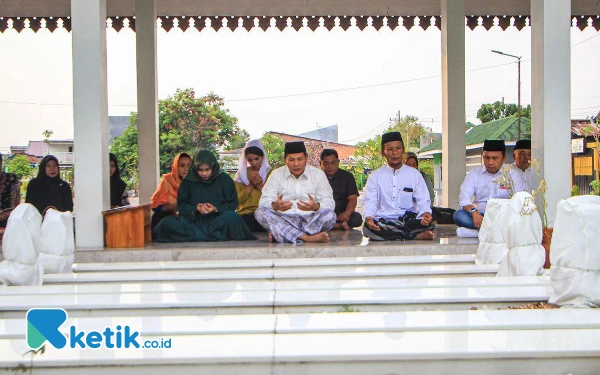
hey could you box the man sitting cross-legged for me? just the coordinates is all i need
[453,139,510,234]
[362,131,435,241]
[320,149,363,230]
[255,141,337,243]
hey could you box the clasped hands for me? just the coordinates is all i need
[249,171,264,189]
[196,202,217,215]
[272,194,319,212]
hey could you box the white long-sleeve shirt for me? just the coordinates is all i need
[258,164,334,216]
[510,164,539,194]
[458,165,510,214]
[362,164,431,220]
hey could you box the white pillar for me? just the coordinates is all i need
[441,0,466,208]
[136,0,159,203]
[72,0,109,249]
[531,0,571,224]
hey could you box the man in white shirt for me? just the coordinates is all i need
[255,141,336,243]
[454,139,510,230]
[510,139,538,193]
[362,132,435,241]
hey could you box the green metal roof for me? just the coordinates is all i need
[418,116,531,154]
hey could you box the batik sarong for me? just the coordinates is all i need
[254,207,336,244]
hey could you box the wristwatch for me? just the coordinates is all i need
[468,207,477,216]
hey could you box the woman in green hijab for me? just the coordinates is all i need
[152,150,256,242]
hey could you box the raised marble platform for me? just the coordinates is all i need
[72,225,478,263]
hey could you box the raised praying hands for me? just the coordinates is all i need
[272,194,293,212]
[297,194,319,212]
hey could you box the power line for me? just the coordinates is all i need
[1,33,598,108]
[228,62,525,103]
[572,33,600,47]
[340,119,390,143]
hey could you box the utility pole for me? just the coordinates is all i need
[492,50,522,140]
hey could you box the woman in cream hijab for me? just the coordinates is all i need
[233,140,271,232]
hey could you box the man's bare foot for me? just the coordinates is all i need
[268,232,274,243]
[415,230,435,240]
[299,232,329,243]
[332,222,345,231]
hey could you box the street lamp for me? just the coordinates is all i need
[492,49,522,140]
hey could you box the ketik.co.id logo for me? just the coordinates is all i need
[26,308,167,350]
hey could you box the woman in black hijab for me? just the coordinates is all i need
[109,153,130,208]
[25,155,73,215]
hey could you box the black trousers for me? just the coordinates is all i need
[151,210,173,230]
[242,213,267,232]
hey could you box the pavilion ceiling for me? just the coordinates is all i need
[0,0,598,33]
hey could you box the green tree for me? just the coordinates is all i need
[110,88,245,188]
[225,128,250,150]
[476,101,531,123]
[353,113,433,173]
[110,121,139,189]
[353,136,384,173]
[260,133,285,169]
[388,114,433,152]
[42,129,54,144]
[6,155,35,180]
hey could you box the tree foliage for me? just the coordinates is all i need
[225,128,251,151]
[353,114,433,173]
[260,133,286,169]
[110,89,245,188]
[476,101,531,123]
[6,155,35,180]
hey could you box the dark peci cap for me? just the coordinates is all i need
[284,141,307,156]
[514,139,531,150]
[381,131,403,147]
[483,139,506,152]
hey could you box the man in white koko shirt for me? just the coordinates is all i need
[255,141,336,244]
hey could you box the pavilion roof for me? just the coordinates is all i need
[0,1,598,33]
[418,116,531,155]
[1,1,599,18]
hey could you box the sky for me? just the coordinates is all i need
[0,21,599,153]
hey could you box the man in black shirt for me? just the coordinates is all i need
[320,149,363,230]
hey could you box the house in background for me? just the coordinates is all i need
[26,139,74,166]
[297,124,339,143]
[571,114,600,195]
[418,116,531,206]
[9,146,27,156]
[265,129,356,168]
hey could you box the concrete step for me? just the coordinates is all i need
[2,308,597,339]
[1,310,598,374]
[72,254,478,272]
[42,263,499,284]
[0,284,552,318]
[1,276,550,296]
